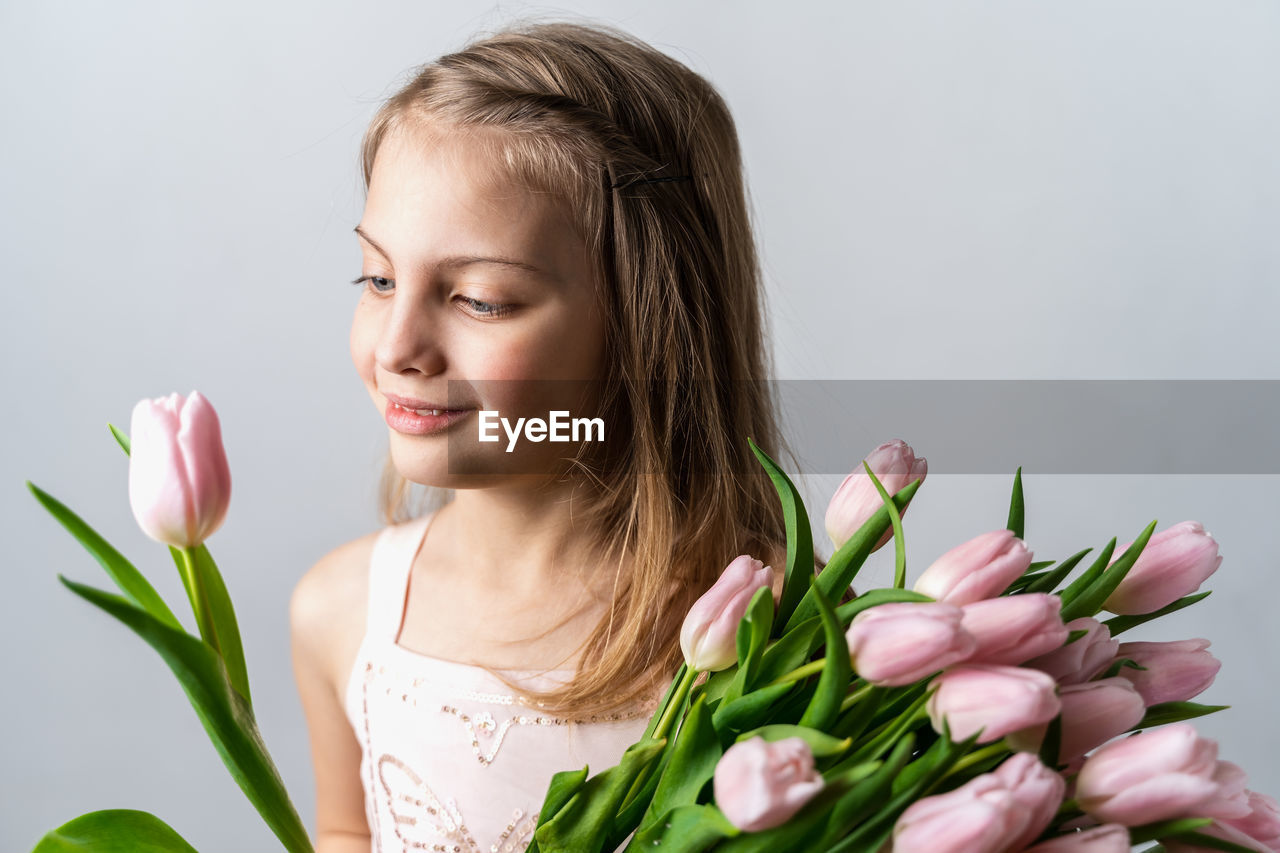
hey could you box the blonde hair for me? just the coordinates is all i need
[360,17,827,718]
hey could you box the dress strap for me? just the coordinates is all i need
[366,511,436,643]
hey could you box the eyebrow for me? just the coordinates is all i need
[353,225,546,275]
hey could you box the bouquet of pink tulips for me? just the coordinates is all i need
[26,391,313,852]
[525,440,1280,853]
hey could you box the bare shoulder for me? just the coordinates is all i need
[289,527,384,694]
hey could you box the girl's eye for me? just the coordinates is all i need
[457,295,514,318]
[350,276,514,318]
[351,275,393,294]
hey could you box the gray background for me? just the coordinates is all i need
[3,1,1277,849]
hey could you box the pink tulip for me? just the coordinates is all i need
[824,439,927,553]
[1007,678,1147,763]
[892,753,1062,853]
[1113,639,1221,707]
[959,593,1069,666]
[926,663,1061,745]
[844,601,977,687]
[1024,617,1118,685]
[680,555,774,672]
[128,390,231,548]
[1224,790,1280,850]
[913,529,1034,606]
[1023,824,1131,852]
[1102,521,1222,615]
[713,736,824,832]
[1075,724,1252,826]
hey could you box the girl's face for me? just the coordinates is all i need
[350,122,608,487]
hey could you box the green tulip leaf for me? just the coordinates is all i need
[787,480,922,632]
[1131,701,1231,730]
[1103,591,1212,636]
[830,684,885,743]
[1056,539,1118,611]
[1007,467,1025,540]
[627,804,738,851]
[532,738,667,853]
[1022,549,1092,595]
[1061,520,1158,621]
[31,808,199,852]
[735,724,851,758]
[747,437,814,637]
[711,681,796,734]
[640,696,721,833]
[818,734,915,847]
[861,460,908,588]
[725,587,774,705]
[27,481,182,631]
[55,576,313,853]
[108,421,131,455]
[797,582,849,731]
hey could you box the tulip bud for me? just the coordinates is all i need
[128,390,231,548]
[1113,638,1221,707]
[1024,617,1118,685]
[713,736,824,832]
[926,663,1061,745]
[680,555,774,672]
[1007,678,1147,763]
[825,439,927,553]
[1075,723,1252,827]
[892,753,1063,853]
[844,601,976,687]
[913,529,1034,606]
[1102,521,1222,615]
[1023,824,1132,852]
[959,593,1069,666]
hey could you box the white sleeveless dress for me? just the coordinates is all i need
[342,510,658,852]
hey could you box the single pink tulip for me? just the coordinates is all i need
[1224,790,1280,850]
[1024,617,1118,685]
[1113,639,1221,707]
[824,439,927,553]
[1007,678,1147,763]
[1102,521,1222,615]
[959,593,1069,666]
[128,390,231,548]
[1023,824,1132,852]
[680,555,774,672]
[844,601,977,687]
[892,753,1062,853]
[1075,724,1252,826]
[926,663,1061,745]
[713,736,824,832]
[913,529,1034,606]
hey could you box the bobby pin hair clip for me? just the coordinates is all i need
[609,173,696,190]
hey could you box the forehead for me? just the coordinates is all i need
[362,122,581,266]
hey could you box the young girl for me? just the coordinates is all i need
[289,18,820,853]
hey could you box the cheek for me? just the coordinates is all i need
[349,313,377,380]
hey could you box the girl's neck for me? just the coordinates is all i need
[434,479,615,598]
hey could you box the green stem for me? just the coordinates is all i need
[766,658,826,689]
[944,742,1010,779]
[1057,798,1079,816]
[840,680,875,712]
[179,546,219,653]
[651,665,697,743]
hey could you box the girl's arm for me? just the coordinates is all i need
[290,552,373,852]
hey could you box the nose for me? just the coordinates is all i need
[373,286,446,377]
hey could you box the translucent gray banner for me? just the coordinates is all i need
[431,380,1280,475]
